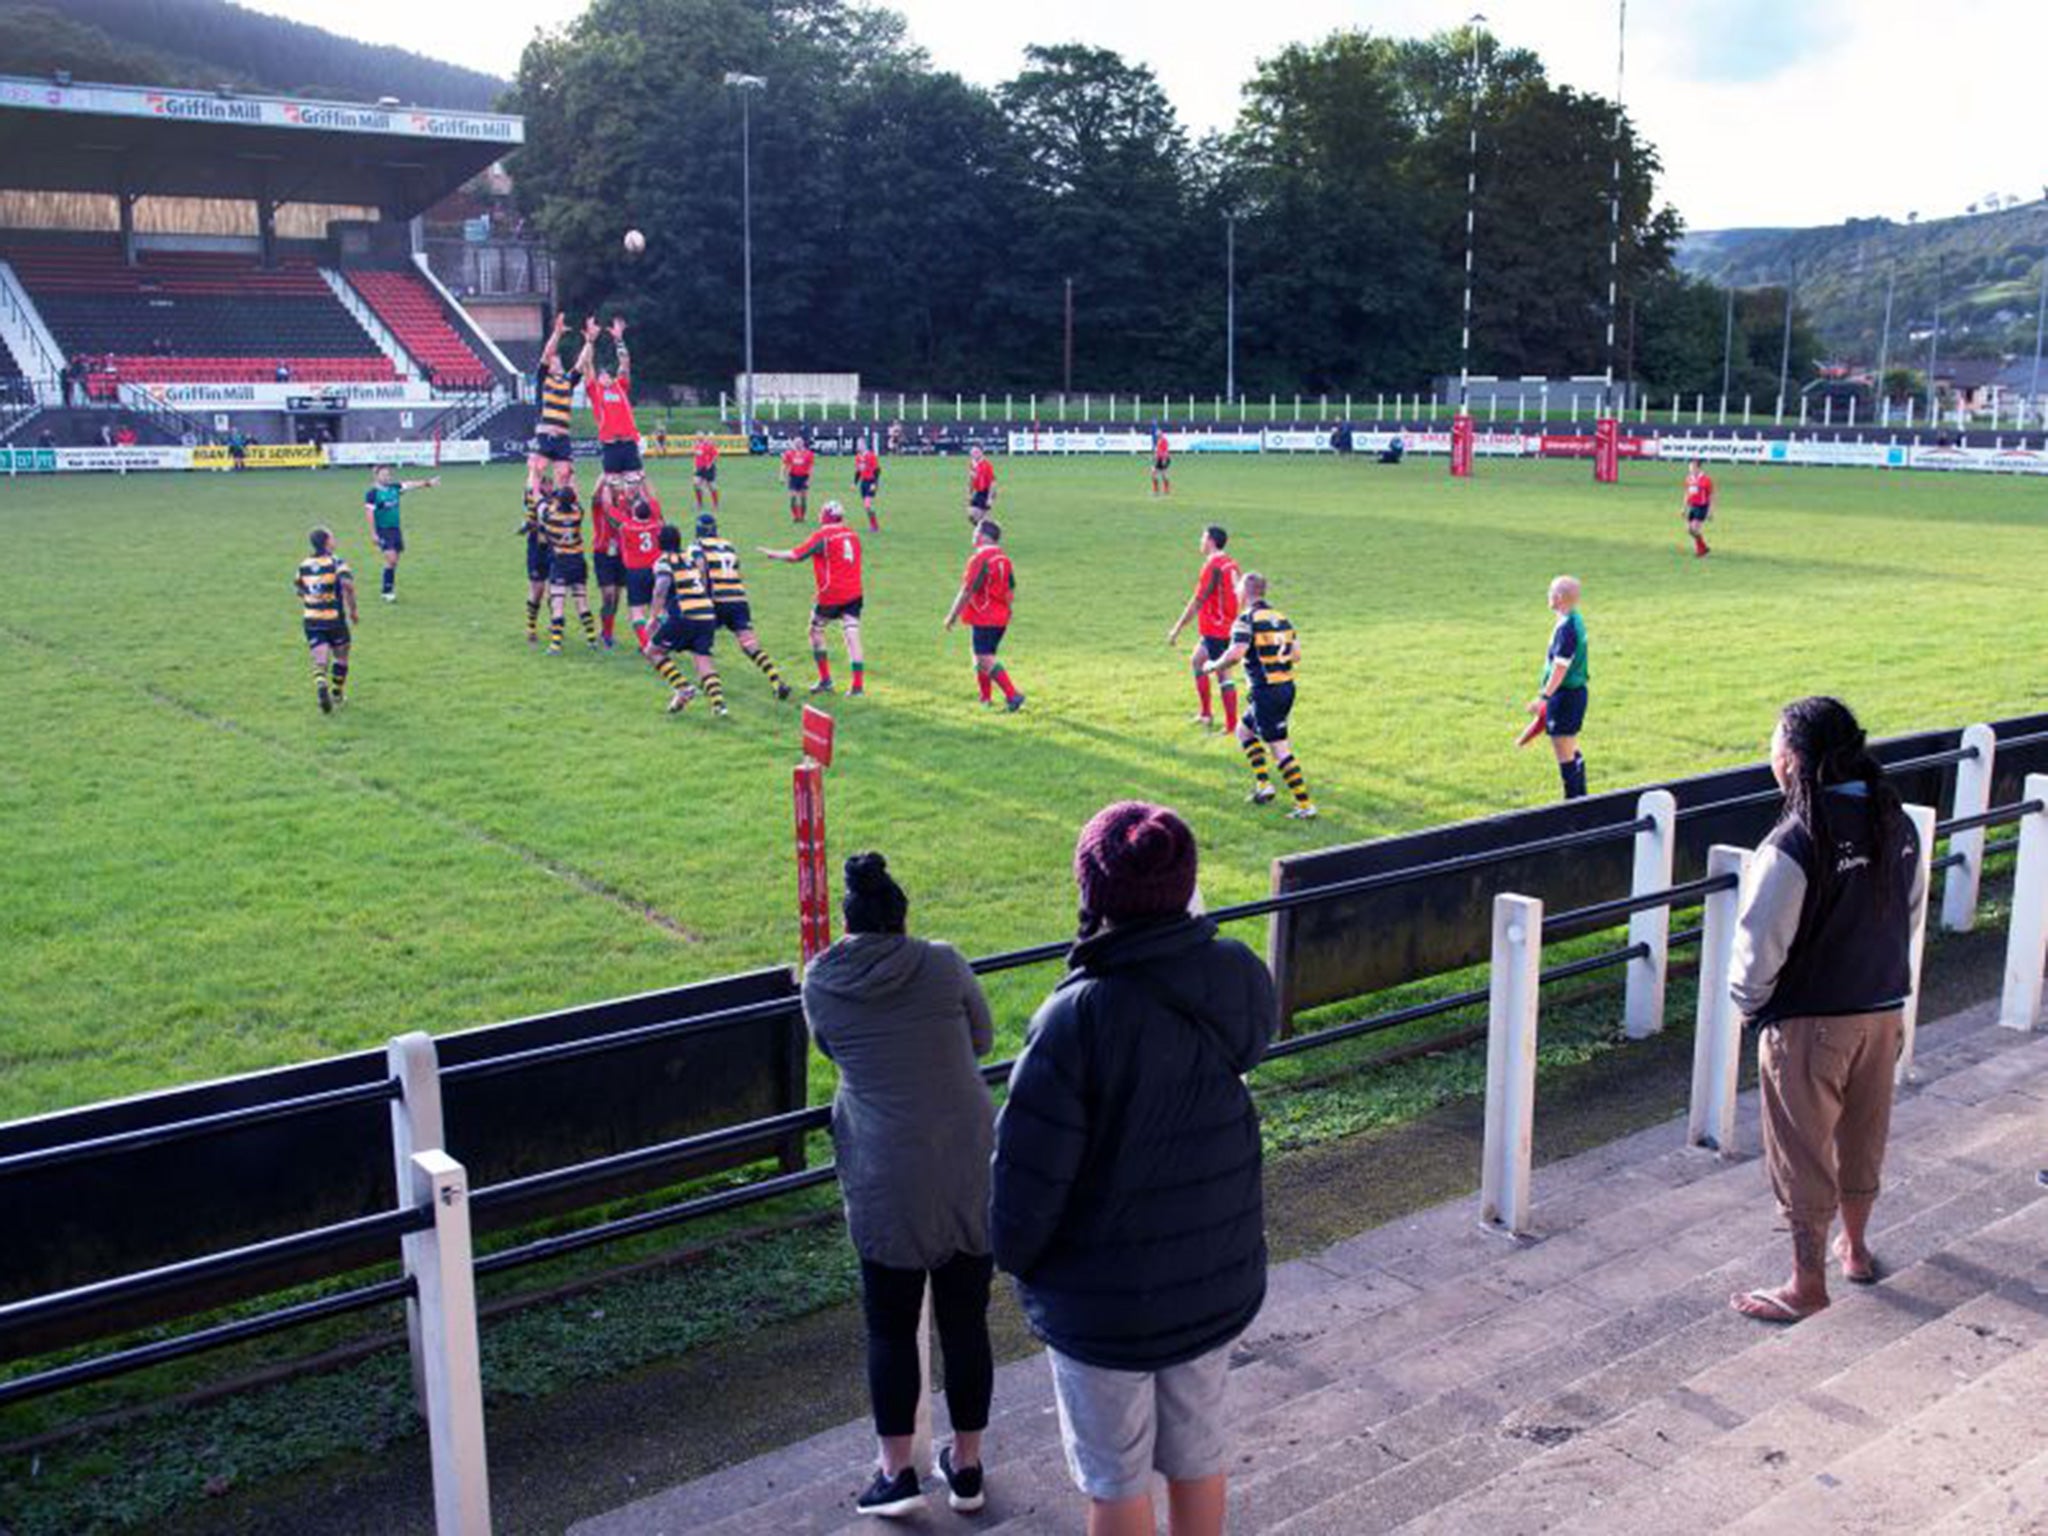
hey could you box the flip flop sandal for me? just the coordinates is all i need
[1732,1288,1818,1324]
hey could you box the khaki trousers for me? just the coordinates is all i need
[1758,1009,1902,1224]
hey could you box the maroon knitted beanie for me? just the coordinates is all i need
[1074,801,1198,923]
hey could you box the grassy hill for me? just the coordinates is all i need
[1680,200,2048,364]
[0,0,502,108]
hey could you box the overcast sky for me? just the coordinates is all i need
[238,0,2047,231]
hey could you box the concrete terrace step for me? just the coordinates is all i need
[570,1004,2048,1536]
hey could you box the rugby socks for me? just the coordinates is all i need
[977,669,994,705]
[1242,737,1272,787]
[1560,754,1588,800]
[1692,532,1710,557]
[654,656,688,690]
[601,611,617,644]
[329,659,348,700]
[382,567,395,597]
[579,609,599,647]
[313,665,330,711]
[849,661,865,695]
[1221,683,1240,733]
[745,647,785,691]
[526,598,541,640]
[548,613,565,652]
[632,618,649,649]
[1278,753,1310,808]
[814,650,832,685]
[992,667,1020,704]
[1194,670,1214,720]
[703,672,727,714]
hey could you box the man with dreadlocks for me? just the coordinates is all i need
[1728,695,1924,1325]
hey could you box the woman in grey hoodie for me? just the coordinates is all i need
[802,852,997,1519]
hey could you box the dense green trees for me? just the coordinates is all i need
[507,0,1782,397]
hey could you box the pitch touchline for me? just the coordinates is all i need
[0,625,703,943]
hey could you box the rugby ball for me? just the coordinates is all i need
[623,229,646,255]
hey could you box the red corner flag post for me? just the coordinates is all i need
[1449,412,1475,478]
[1592,415,1621,483]
[793,707,836,963]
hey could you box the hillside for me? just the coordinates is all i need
[0,0,502,109]
[1680,200,2048,364]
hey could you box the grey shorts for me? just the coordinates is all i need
[1049,1339,1235,1502]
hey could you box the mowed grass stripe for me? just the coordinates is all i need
[0,454,2041,1119]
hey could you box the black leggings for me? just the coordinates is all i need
[858,1251,995,1438]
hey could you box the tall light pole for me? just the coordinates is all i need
[1602,0,1627,414]
[1776,272,1794,417]
[1873,266,1895,425]
[1719,284,1735,401]
[1926,254,1943,425]
[1062,276,1074,395]
[724,72,765,429]
[1458,13,1486,409]
[2028,254,2046,430]
[1224,213,1237,402]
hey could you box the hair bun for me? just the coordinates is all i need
[845,852,891,892]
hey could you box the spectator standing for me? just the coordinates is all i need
[802,853,999,1520]
[993,802,1274,1536]
[1729,696,1923,1324]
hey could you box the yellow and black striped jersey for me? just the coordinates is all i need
[1232,600,1299,686]
[541,494,585,555]
[535,367,579,435]
[691,536,749,604]
[658,550,716,621]
[295,553,351,623]
[520,490,545,540]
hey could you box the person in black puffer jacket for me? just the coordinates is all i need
[992,801,1274,1536]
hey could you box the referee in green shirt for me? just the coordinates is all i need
[1528,575,1589,799]
[362,463,441,603]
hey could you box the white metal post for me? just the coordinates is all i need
[1625,789,1677,1038]
[408,1149,491,1536]
[1687,845,1750,1154]
[1942,724,1997,932]
[2000,775,2048,1032]
[389,1032,446,1412]
[1898,803,1938,1083]
[1480,893,1543,1236]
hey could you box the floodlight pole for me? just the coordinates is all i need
[1458,14,1486,409]
[1777,272,1794,418]
[1225,214,1237,402]
[1874,267,1895,426]
[1063,276,1074,395]
[1719,284,1735,402]
[725,73,766,431]
[2029,256,2046,429]
[1927,255,1943,425]
[1602,0,1627,415]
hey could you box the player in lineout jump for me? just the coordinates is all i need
[295,526,359,713]
[1684,458,1714,558]
[529,311,579,501]
[581,315,644,502]
[762,501,865,696]
[1207,571,1316,819]
[1166,524,1242,733]
[943,518,1025,711]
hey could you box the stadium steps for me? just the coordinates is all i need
[569,1002,2048,1536]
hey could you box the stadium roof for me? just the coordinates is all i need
[0,75,522,219]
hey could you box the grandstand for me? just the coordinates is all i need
[0,75,542,444]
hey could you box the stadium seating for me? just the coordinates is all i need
[4,244,396,396]
[346,269,495,391]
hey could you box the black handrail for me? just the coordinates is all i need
[1937,800,2045,838]
[0,1077,403,1180]
[0,1205,430,1348]
[1542,874,1740,935]
[0,1275,415,1410]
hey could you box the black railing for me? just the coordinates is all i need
[2,752,2041,1413]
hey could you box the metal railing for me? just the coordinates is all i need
[3,720,2045,1534]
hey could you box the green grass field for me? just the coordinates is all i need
[1,453,2041,1123]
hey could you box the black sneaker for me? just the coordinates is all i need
[934,1445,985,1514]
[809,678,836,695]
[775,682,792,701]
[1005,692,1026,713]
[317,682,332,714]
[855,1466,924,1518]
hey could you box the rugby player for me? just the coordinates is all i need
[942,519,1024,711]
[1165,525,1241,732]
[541,484,601,653]
[518,486,550,644]
[965,445,996,525]
[528,311,579,499]
[1684,459,1714,558]
[1207,572,1316,819]
[645,523,725,716]
[1152,429,1172,496]
[852,441,882,531]
[590,480,627,649]
[693,433,721,511]
[1529,575,1590,799]
[692,513,790,699]
[761,501,865,696]
[617,485,666,648]
[782,436,816,523]
[583,315,643,495]
[362,463,440,602]
[295,527,359,713]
